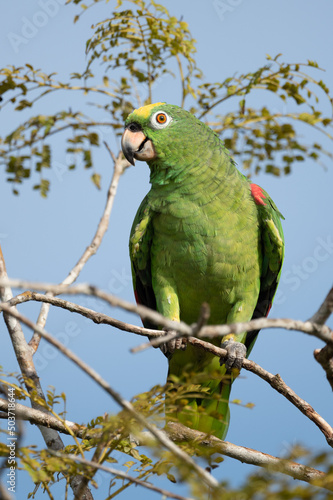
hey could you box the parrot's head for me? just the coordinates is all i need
[121,102,210,168]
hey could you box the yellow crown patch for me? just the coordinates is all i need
[133,102,165,119]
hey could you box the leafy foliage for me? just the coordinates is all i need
[195,55,333,176]
[2,372,333,499]
[0,1,332,194]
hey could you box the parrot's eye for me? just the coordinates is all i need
[156,113,167,124]
[151,111,172,129]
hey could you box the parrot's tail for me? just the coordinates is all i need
[165,374,232,441]
[198,379,232,440]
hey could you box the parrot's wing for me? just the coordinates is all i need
[129,195,157,329]
[245,183,285,353]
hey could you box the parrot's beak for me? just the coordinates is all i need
[121,127,156,165]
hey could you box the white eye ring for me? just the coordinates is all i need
[150,111,172,129]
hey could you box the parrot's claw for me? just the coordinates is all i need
[220,339,247,372]
[159,332,187,356]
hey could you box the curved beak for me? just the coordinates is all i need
[121,128,156,165]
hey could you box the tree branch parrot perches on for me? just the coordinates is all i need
[121,102,284,440]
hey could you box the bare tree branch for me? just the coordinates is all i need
[0,280,195,345]
[1,279,332,345]
[138,317,333,351]
[308,286,333,325]
[7,291,161,338]
[309,287,333,390]
[314,345,333,391]
[187,337,333,447]
[165,423,332,491]
[0,484,12,500]
[29,150,130,352]
[0,397,87,438]
[5,286,333,352]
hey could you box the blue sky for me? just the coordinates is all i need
[0,1,333,498]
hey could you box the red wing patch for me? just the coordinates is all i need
[251,183,267,206]
[134,290,141,305]
[265,303,272,317]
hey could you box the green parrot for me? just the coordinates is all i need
[121,102,284,440]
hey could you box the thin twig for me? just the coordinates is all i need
[201,317,333,345]
[314,345,333,391]
[29,149,130,352]
[135,316,333,351]
[74,413,118,500]
[49,451,194,500]
[136,17,152,103]
[191,302,211,335]
[308,286,333,325]
[175,53,186,108]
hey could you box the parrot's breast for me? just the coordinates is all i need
[150,189,261,327]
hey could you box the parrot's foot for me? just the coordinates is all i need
[220,339,247,373]
[160,332,187,356]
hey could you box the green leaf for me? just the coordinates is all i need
[91,172,101,189]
